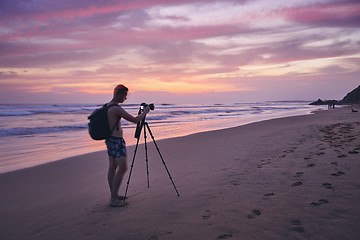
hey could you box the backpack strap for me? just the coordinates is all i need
[105,103,120,135]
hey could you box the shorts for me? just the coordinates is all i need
[105,136,127,158]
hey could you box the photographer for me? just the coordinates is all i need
[105,84,150,207]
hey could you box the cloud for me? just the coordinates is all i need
[0,0,359,103]
[282,0,360,28]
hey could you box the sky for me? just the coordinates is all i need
[0,0,359,104]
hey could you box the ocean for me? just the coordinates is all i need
[0,101,324,173]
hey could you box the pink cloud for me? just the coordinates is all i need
[0,22,249,68]
[0,0,359,104]
[0,0,249,23]
[283,1,360,27]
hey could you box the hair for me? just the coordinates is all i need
[113,84,128,96]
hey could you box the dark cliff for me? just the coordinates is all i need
[340,85,360,104]
[310,84,360,105]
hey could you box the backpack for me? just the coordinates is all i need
[88,103,118,140]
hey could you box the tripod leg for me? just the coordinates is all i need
[143,124,150,187]
[124,136,141,199]
[145,123,180,196]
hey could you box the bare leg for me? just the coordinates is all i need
[111,156,128,199]
[108,157,118,194]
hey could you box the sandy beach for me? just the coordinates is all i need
[1,106,359,240]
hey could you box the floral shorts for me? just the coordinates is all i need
[105,136,127,158]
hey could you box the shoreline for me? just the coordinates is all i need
[0,105,324,174]
[1,107,359,240]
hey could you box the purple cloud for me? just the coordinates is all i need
[0,0,359,103]
[283,0,360,28]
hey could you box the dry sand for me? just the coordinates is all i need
[1,106,360,240]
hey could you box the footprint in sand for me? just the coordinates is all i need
[230,180,240,186]
[283,149,294,154]
[322,183,334,190]
[338,154,347,158]
[257,159,271,168]
[217,233,233,239]
[263,192,275,200]
[331,171,346,176]
[291,181,303,187]
[264,192,275,197]
[202,210,211,220]
[307,163,315,167]
[149,231,172,240]
[310,199,329,206]
[349,150,359,154]
[288,219,305,233]
[247,209,261,219]
[291,173,304,186]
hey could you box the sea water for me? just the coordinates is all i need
[0,102,324,173]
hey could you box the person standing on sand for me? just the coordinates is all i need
[105,84,150,207]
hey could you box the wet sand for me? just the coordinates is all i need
[1,106,359,240]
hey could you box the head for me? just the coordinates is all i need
[113,84,128,103]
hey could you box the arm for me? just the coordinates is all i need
[116,106,150,123]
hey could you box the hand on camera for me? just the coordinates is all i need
[143,106,151,114]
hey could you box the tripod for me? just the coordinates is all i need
[124,116,180,199]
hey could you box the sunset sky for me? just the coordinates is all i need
[0,0,359,104]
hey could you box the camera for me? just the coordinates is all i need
[135,103,155,139]
[140,103,155,111]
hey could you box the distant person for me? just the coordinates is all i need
[327,100,337,109]
[105,84,150,207]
